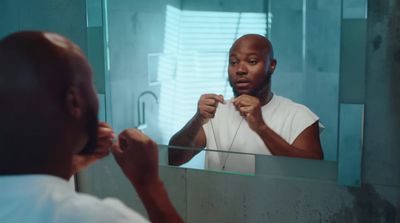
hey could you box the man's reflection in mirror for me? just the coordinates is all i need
[168,34,323,173]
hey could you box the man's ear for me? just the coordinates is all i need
[269,59,277,74]
[65,86,83,119]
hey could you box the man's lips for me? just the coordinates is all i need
[236,82,250,88]
[235,79,251,88]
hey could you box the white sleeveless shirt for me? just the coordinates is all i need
[202,95,320,173]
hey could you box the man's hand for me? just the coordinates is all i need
[233,95,266,132]
[71,122,115,175]
[195,94,224,124]
[111,129,159,187]
[113,129,184,223]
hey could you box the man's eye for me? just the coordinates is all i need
[249,60,257,65]
[230,61,238,65]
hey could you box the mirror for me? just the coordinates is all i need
[103,0,367,175]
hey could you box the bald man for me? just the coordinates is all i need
[169,34,323,173]
[0,31,182,223]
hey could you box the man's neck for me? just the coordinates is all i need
[256,85,272,106]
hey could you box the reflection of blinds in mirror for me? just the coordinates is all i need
[157,5,268,144]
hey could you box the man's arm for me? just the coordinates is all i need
[168,115,206,165]
[255,121,323,159]
[168,94,224,166]
[234,95,323,160]
[112,129,183,223]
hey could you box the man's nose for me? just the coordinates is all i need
[236,63,248,76]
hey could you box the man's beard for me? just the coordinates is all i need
[78,109,99,155]
[230,73,271,97]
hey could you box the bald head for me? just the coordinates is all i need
[230,34,274,61]
[0,31,98,177]
[0,32,89,94]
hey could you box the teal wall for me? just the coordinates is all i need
[0,0,86,50]
[0,0,108,96]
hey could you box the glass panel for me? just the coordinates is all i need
[159,145,337,181]
[338,104,364,187]
[105,0,340,163]
[102,0,365,180]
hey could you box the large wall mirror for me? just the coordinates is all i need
[101,0,367,179]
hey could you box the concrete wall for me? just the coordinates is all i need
[363,0,400,187]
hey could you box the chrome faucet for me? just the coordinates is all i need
[137,90,159,130]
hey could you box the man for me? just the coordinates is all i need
[0,31,182,223]
[169,34,323,173]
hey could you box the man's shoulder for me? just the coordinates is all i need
[267,95,321,142]
[271,95,314,114]
[266,95,319,125]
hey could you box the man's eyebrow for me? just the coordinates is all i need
[229,52,259,56]
[247,53,260,57]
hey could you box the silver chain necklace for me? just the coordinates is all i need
[210,116,245,170]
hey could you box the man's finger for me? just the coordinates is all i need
[216,94,225,104]
[203,105,217,113]
[98,121,112,128]
[92,150,110,159]
[204,98,219,106]
[111,143,124,161]
[233,98,254,108]
[117,133,130,151]
[96,140,113,149]
[212,94,224,104]
[233,99,244,109]
[98,127,114,138]
[203,94,224,104]
[239,106,252,113]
